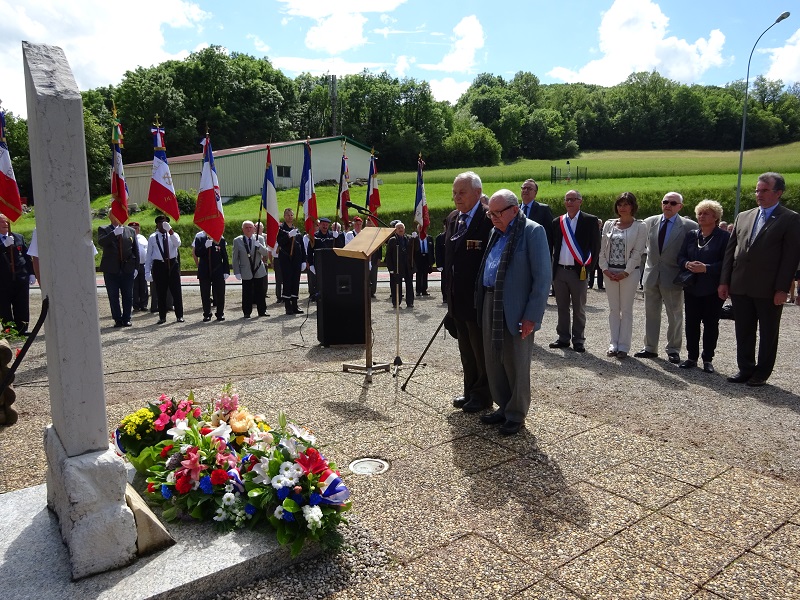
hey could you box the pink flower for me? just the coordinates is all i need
[192,407,202,418]
[181,447,209,482]
[153,412,171,431]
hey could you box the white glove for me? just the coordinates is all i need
[145,273,153,283]
[114,226,124,236]
[223,274,229,281]
[133,269,138,279]
[412,232,418,238]
[235,274,242,281]
[301,262,307,271]
[29,274,36,285]
[310,265,316,275]
[161,221,171,233]
[253,238,263,248]
[3,236,13,247]
[205,239,213,248]
[289,228,299,238]
[332,231,339,239]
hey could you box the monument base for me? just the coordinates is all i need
[44,425,138,580]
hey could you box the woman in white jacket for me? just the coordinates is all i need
[599,192,648,358]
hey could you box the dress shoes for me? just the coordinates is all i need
[156,319,166,325]
[702,362,714,374]
[203,315,212,322]
[452,396,468,409]
[499,420,523,435]
[122,321,132,327]
[216,315,225,321]
[176,318,185,323]
[258,312,269,317]
[668,353,681,364]
[678,359,697,369]
[616,351,627,359]
[113,321,124,328]
[606,349,618,357]
[549,340,570,349]
[746,377,767,387]
[573,344,586,353]
[727,372,752,384]
[461,398,492,413]
[480,411,505,425]
[634,350,658,359]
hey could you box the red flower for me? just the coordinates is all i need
[147,482,156,494]
[200,427,213,435]
[160,444,174,458]
[296,447,328,475]
[210,469,229,485]
[175,475,192,495]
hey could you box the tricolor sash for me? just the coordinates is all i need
[560,214,592,280]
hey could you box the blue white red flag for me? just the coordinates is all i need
[336,152,350,228]
[298,141,317,234]
[262,146,280,250]
[365,152,381,226]
[0,111,23,222]
[413,155,430,239]
[110,111,129,224]
[194,134,225,241]
[147,124,179,220]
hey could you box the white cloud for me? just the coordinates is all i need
[394,55,415,77]
[276,0,407,19]
[547,0,726,85]
[765,28,800,83]
[305,12,368,54]
[428,77,471,104]
[374,27,424,39]
[418,15,484,73]
[0,0,209,117]
[271,56,383,76]
[246,34,270,54]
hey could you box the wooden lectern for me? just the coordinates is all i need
[334,227,396,382]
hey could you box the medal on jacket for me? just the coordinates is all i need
[580,266,586,280]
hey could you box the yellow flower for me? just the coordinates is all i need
[228,410,255,434]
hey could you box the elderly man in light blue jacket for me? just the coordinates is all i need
[475,189,551,435]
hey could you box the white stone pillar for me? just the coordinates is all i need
[23,41,137,580]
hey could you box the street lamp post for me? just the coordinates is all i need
[734,11,790,219]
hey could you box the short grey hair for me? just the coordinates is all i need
[490,189,518,208]
[695,199,723,224]
[664,191,684,204]
[454,171,482,191]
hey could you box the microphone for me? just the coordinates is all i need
[346,201,370,213]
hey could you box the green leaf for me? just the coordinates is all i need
[248,488,264,498]
[278,411,287,429]
[162,506,178,521]
[282,498,300,512]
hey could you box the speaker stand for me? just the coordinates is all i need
[343,258,390,383]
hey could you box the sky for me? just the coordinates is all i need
[2,0,800,119]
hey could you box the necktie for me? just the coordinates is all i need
[657,218,667,253]
[246,237,252,255]
[451,214,467,241]
[163,233,170,268]
[750,210,766,243]
[523,204,530,218]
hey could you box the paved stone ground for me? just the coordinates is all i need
[2,277,800,599]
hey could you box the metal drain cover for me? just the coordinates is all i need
[348,457,389,475]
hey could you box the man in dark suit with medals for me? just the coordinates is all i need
[386,222,414,308]
[276,208,306,315]
[719,172,800,386]
[195,230,229,321]
[444,171,493,412]
[550,189,601,352]
[98,214,139,327]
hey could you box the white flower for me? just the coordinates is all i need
[287,423,316,445]
[271,474,294,490]
[205,421,232,440]
[166,471,176,484]
[279,437,301,458]
[279,461,303,483]
[166,418,190,440]
[302,505,323,530]
[213,507,227,522]
[252,457,272,485]
[222,492,236,507]
[273,505,285,519]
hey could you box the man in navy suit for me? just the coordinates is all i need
[412,224,433,297]
[719,172,800,386]
[0,214,34,334]
[475,189,550,435]
[549,190,601,352]
[444,172,493,412]
[520,179,554,257]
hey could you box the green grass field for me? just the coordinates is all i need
[10,143,800,267]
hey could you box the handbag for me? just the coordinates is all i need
[673,269,696,288]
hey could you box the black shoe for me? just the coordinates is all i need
[203,315,212,322]
[668,353,681,364]
[746,377,767,387]
[597,286,605,290]
[452,396,468,408]
[113,321,124,328]
[573,344,586,353]
[422,292,430,296]
[462,398,492,413]
[679,359,697,369]
[499,420,523,435]
[176,318,185,323]
[243,314,251,319]
[634,350,658,359]
[258,312,269,317]
[727,372,752,384]
[549,340,570,349]
[480,411,505,425]
[702,362,714,373]
[215,316,225,322]
[157,319,166,325]
[122,321,132,327]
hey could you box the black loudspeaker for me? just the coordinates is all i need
[315,249,366,346]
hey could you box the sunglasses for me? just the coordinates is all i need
[486,205,515,219]
[662,200,680,206]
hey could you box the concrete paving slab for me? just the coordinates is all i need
[704,552,800,599]
[587,462,696,510]
[750,522,800,572]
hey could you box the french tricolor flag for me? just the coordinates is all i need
[147,125,179,220]
[193,133,225,242]
[262,146,279,250]
[0,111,23,222]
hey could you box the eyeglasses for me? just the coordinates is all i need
[521,186,534,191]
[564,197,580,203]
[662,200,680,206]
[486,205,515,219]
[754,188,776,195]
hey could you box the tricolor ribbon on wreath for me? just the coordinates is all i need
[559,215,591,280]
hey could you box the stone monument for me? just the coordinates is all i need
[23,42,138,579]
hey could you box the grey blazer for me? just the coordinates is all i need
[232,235,269,280]
[642,214,696,288]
